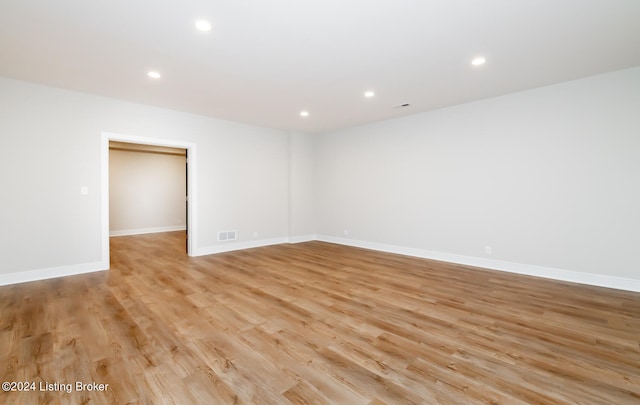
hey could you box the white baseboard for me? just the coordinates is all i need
[0,261,108,287]
[110,225,186,237]
[4,235,638,293]
[288,234,317,244]
[315,235,640,293]
[193,237,290,256]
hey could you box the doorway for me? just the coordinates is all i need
[109,141,187,240]
[101,132,197,268]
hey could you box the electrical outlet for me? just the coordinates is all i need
[485,246,492,255]
[343,229,349,236]
[253,231,258,238]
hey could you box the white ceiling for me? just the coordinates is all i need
[1,0,639,133]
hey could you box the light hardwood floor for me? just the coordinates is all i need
[1,232,639,404]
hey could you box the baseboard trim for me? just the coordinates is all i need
[110,226,186,237]
[315,235,640,293]
[4,235,638,292]
[288,234,318,244]
[0,261,108,287]
[194,237,290,256]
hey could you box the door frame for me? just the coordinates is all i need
[101,132,197,266]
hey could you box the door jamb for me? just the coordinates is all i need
[101,132,197,268]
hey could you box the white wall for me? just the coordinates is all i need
[1,67,639,290]
[288,132,316,241]
[315,67,640,288]
[109,149,186,236]
[0,77,292,282]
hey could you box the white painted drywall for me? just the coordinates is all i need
[0,77,290,277]
[1,67,639,289]
[288,132,316,241]
[109,149,186,236]
[314,67,640,280]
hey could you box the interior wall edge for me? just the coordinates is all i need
[288,234,318,244]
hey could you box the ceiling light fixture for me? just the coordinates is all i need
[471,57,486,66]
[300,111,309,117]
[364,91,375,98]
[147,71,161,79]
[195,20,212,32]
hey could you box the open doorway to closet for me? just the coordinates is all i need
[101,133,197,267]
[109,141,187,247]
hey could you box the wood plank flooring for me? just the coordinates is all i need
[1,231,639,404]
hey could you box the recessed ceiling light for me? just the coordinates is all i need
[364,91,375,98]
[195,20,212,32]
[300,111,309,117]
[471,57,486,66]
[147,71,161,79]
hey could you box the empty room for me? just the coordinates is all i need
[1,1,639,404]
